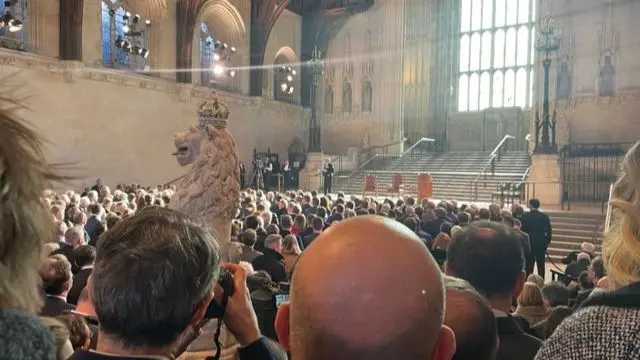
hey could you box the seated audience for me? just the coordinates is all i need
[72,287,99,350]
[445,221,542,360]
[564,251,591,282]
[404,216,433,247]
[0,111,59,359]
[541,282,570,308]
[562,242,595,265]
[444,276,498,360]
[573,256,606,308]
[240,229,263,263]
[40,255,76,316]
[57,314,92,350]
[40,317,75,360]
[514,282,550,326]
[283,216,455,360]
[282,234,301,279]
[536,141,640,360]
[252,234,287,283]
[526,274,545,289]
[67,245,96,306]
[302,216,324,248]
[531,306,574,340]
[84,204,103,243]
[71,206,284,360]
[423,207,451,238]
[503,216,532,275]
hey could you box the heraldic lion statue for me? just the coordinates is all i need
[170,93,240,256]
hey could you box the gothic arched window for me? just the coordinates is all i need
[200,22,214,86]
[362,80,372,112]
[0,0,28,50]
[343,80,352,113]
[325,86,333,114]
[101,2,130,67]
[458,0,535,111]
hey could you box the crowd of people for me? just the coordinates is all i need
[2,106,640,360]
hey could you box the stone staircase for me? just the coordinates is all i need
[546,211,604,263]
[334,151,530,203]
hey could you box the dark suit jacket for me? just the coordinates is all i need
[521,210,552,250]
[40,296,75,317]
[241,245,263,263]
[252,248,287,283]
[495,315,543,360]
[422,217,450,238]
[52,243,79,274]
[67,267,92,305]
[303,232,321,249]
[84,216,102,242]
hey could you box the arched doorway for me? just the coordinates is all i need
[273,47,298,104]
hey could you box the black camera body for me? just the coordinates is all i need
[205,269,235,319]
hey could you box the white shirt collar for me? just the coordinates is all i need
[81,265,94,270]
[492,309,508,318]
[47,294,68,302]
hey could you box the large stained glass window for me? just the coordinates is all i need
[101,2,130,67]
[458,0,535,112]
[200,22,214,86]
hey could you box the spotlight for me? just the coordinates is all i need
[133,14,141,23]
[122,24,130,34]
[229,70,236,77]
[280,83,288,92]
[286,75,293,82]
[213,64,225,76]
[140,48,149,59]
[213,53,221,61]
[223,43,228,49]
[122,40,131,53]
[145,19,151,26]
[230,46,236,53]
[291,70,297,75]
[288,86,294,94]
[280,65,286,71]
[125,11,131,18]
[287,67,292,72]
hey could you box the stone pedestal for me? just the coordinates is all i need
[529,154,562,206]
[300,152,324,191]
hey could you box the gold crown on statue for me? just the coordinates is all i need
[198,92,230,129]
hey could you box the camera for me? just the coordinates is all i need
[204,268,235,319]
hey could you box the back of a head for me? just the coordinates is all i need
[541,282,570,307]
[526,274,544,288]
[311,216,324,231]
[542,306,573,339]
[446,221,524,299]
[477,208,491,220]
[92,206,220,348]
[517,282,544,307]
[590,256,606,279]
[290,216,449,360]
[281,215,293,229]
[444,276,498,360]
[74,245,97,268]
[457,212,470,225]
[41,255,72,296]
[0,109,66,314]
[403,216,418,232]
[529,199,540,209]
[242,229,258,247]
[577,252,591,263]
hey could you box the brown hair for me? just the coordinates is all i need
[56,314,91,350]
[0,105,68,314]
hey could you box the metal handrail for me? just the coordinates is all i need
[400,137,435,158]
[520,167,531,181]
[469,134,515,202]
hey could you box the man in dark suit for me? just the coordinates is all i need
[445,221,542,360]
[521,199,552,277]
[84,204,103,243]
[40,255,76,317]
[252,234,287,283]
[53,226,85,274]
[240,229,263,263]
[67,245,96,305]
[422,207,451,238]
[322,158,334,195]
[503,216,533,276]
[303,217,325,249]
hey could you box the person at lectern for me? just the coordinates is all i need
[322,159,334,195]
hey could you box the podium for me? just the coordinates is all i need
[418,173,433,200]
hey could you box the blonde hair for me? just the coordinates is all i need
[526,274,545,288]
[603,141,640,289]
[283,234,302,256]
[517,282,544,307]
[0,105,68,314]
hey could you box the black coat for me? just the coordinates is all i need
[252,248,287,283]
[495,315,543,360]
[521,210,552,250]
[422,217,450,238]
[40,296,75,317]
[67,267,93,306]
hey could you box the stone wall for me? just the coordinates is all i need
[0,50,307,188]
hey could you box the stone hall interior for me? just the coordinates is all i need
[2,0,640,359]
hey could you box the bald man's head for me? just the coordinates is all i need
[289,216,455,360]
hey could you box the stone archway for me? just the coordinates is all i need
[192,0,246,91]
[272,46,299,103]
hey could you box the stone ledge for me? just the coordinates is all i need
[0,48,310,116]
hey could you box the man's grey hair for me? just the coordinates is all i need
[92,206,220,348]
[64,227,84,246]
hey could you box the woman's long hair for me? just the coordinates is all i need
[0,102,68,314]
[603,141,640,289]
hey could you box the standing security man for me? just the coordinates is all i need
[521,198,552,277]
[322,158,334,195]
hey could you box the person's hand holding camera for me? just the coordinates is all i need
[219,262,262,347]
